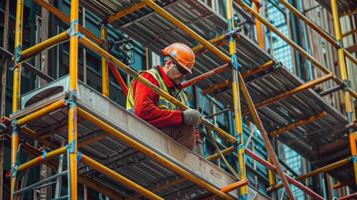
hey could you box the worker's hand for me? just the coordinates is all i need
[183,108,201,127]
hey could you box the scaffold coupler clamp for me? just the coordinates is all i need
[351,156,357,163]
[14,45,22,64]
[77,151,82,161]
[42,149,47,160]
[231,54,240,71]
[67,19,83,40]
[67,141,76,154]
[343,80,351,91]
[336,39,343,49]
[65,90,78,106]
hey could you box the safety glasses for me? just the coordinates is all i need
[172,61,189,75]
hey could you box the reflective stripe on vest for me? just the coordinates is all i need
[126,68,188,111]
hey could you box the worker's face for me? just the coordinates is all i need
[165,59,189,85]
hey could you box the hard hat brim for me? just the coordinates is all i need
[163,51,193,74]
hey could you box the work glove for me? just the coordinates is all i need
[183,108,201,127]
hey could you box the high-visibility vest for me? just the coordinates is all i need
[126,67,189,111]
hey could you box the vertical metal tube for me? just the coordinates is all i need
[13,0,23,113]
[101,24,109,97]
[330,0,357,186]
[252,0,264,48]
[268,157,276,186]
[253,0,276,187]
[68,0,79,199]
[226,0,247,197]
[11,0,24,199]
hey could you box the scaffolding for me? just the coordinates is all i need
[5,0,357,199]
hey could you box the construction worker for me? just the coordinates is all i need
[126,43,201,150]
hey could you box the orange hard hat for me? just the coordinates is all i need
[162,43,195,74]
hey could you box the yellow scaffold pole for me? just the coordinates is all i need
[226,0,247,197]
[101,24,109,97]
[330,0,357,186]
[11,0,24,199]
[68,0,79,198]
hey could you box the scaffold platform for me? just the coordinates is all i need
[11,76,270,199]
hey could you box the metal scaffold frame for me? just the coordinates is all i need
[7,0,357,199]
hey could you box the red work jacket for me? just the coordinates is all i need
[131,66,183,128]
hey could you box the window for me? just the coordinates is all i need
[266,2,294,72]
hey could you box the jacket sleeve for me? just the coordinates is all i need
[133,72,183,128]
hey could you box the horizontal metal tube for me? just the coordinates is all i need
[20,31,69,62]
[220,179,249,193]
[342,29,357,38]
[344,49,357,66]
[80,153,163,200]
[129,179,186,200]
[106,2,146,24]
[202,80,230,95]
[320,84,343,96]
[338,192,357,200]
[52,195,68,200]
[192,30,235,53]
[181,63,229,88]
[333,179,353,189]
[16,99,66,126]
[32,0,103,45]
[268,157,350,191]
[242,60,274,78]
[206,146,235,161]
[17,146,66,172]
[14,171,67,195]
[270,112,327,137]
[206,108,230,118]
[348,87,357,99]
[183,60,274,91]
